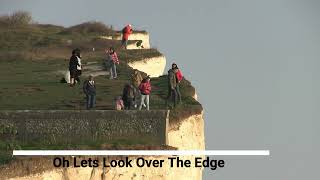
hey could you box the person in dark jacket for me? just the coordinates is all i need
[83,75,96,109]
[172,63,183,104]
[69,49,80,86]
[122,84,135,110]
[167,68,178,107]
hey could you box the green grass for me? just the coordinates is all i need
[0,17,202,166]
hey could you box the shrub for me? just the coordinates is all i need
[0,11,32,27]
[63,21,115,36]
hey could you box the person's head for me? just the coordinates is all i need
[172,63,178,69]
[109,47,115,53]
[72,49,77,55]
[89,75,94,81]
[146,76,151,82]
[128,24,132,27]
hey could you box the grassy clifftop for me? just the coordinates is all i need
[0,14,202,165]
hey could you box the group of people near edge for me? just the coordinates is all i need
[68,24,183,110]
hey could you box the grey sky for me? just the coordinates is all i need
[1,0,319,179]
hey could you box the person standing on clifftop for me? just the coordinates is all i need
[167,68,178,107]
[139,76,151,110]
[69,49,80,86]
[75,49,82,83]
[83,75,96,110]
[105,47,119,79]
[172,63,183,104]
[121,24,133,49]
[131,69,144,107]
[122,84,135,110]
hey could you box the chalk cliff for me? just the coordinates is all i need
[128,55,167,78]
[4,31,205,180]
[7,112,205,180]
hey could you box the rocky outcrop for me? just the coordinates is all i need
[100,32,150,49]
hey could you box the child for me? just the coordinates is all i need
[114,96,124,110]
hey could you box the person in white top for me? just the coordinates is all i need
[75,49,82,83]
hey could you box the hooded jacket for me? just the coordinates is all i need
[168,69,177,89]
[122,25,133,40]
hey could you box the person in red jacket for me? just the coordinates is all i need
[121,24,133,49]
[139,76,151,110]
[172,63,183,103]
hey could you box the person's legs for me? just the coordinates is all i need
[176,84,182,103]
[146,95,150,110]
[139,95,146,110]
[172,89,178,107]
[70,70,75,85]
[127,98,133,110]
[113,64,117,79]
[121,39,128,49]
[91,95,96,108]
[86,95,91,109]
[77,70,81,83]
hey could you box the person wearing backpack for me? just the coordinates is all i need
[121,24,133,49]
[139,76,151,110]
[172,63,183,104]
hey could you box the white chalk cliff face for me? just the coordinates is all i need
[128,56,167,78]
[9,112,205,180]
[8,32,205,180]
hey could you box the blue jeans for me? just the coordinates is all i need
[175,84,182,103]
[86,94,96,109]
[122,39,128,49]
[110,63,117,79]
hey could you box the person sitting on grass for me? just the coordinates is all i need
[114,96,124,110]
[105,47,119,79]
[139,76,151,110]
[83,75,96,110]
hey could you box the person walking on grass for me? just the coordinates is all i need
[69,49,80,86]
[121,24,133,49]
[83,75,96,110]
[139,76,151,110]
[105,47,119,79]
[172,63,183,104]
